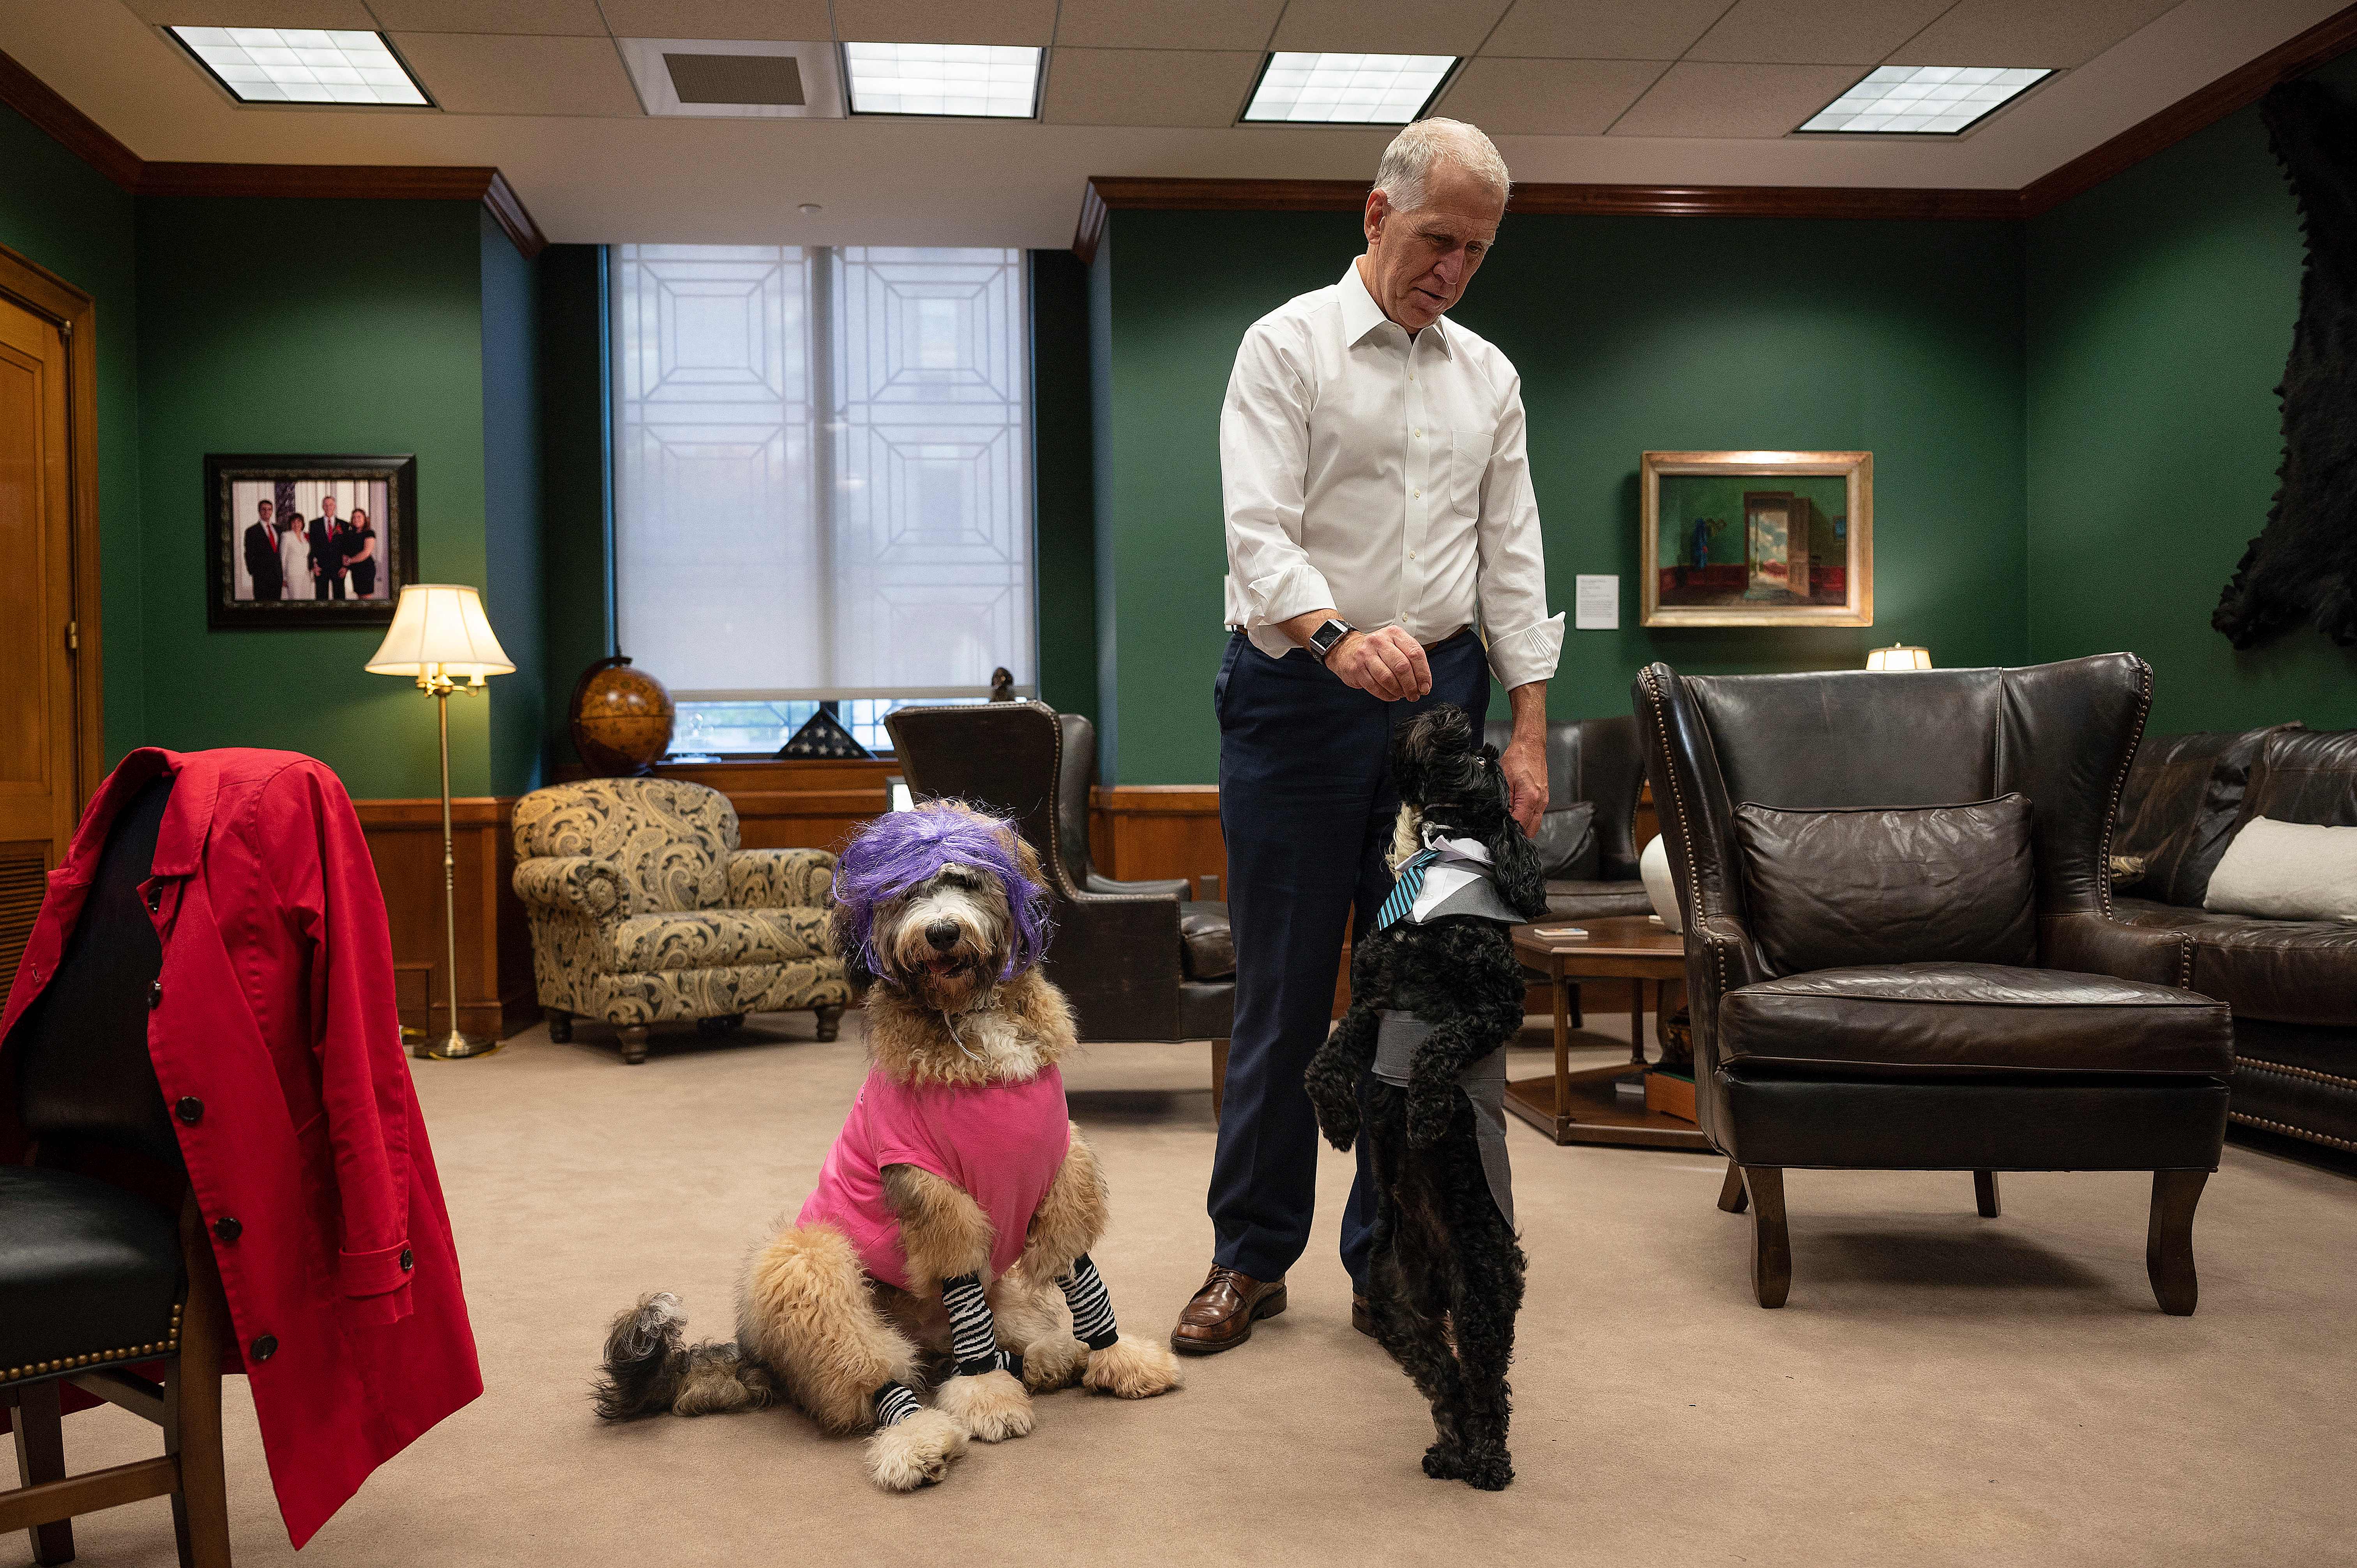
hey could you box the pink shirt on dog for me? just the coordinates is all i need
[797,1064,1072,1291]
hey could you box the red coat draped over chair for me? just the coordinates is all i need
[0,748,482,1548]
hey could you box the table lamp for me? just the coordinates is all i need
[366,584,514,1060]
[1865,642,1932,671]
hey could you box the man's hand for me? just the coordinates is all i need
[1500,680,1550,835]
[1327,626,1433,702]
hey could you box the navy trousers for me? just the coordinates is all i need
[1208,629,1493,1287]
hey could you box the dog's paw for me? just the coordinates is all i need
[1458,1444,1513,1491]
[864,1408,967,1492]
[1422,1442,1466,1481]
[1021,1335,1088,1393]
[1405,1089,1454,1148]
[932,1367,1034,1441]
[1308,1097,1359,1151]
[1083,1333,1184,1399]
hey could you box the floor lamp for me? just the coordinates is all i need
[366,584,515,1061]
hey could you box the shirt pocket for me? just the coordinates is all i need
[1447,424,1497,521]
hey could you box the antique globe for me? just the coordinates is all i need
[569,655,674,776]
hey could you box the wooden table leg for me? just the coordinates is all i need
[1630,979,1647,1065]
[1551,957,1570,1132]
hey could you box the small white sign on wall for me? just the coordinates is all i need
[1575,574,1620,631]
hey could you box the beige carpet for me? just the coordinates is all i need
[22,1010,2357,1568]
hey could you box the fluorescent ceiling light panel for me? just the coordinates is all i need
[1799,65,2051,135]
[842,43,1041,118]
[168,27,428,106]
[1244,53,1455,125]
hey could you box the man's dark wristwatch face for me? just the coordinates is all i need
[1308,619,1353,663]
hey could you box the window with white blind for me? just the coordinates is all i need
[613,244,1034,755]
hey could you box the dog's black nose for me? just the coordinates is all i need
[926,920,960,952]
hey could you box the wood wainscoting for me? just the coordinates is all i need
[355,798,535,1042]
[645,758,899,851]
[1088,784,1225,892]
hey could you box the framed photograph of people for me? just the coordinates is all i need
[1639,450,1873,628]
[205,453,418,630]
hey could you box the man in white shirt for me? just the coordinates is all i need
[1173,120,1563,1354]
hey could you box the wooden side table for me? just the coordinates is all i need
[1509,918,1711,1150]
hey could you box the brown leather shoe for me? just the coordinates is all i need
[1352,1293,1373,1337]
[1171,1264,1287,1355]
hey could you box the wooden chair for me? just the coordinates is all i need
[2,771,234,1563]
[3,1188,233,1565]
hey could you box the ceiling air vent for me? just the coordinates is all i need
[665,52,804,106]
[616,38,843,118]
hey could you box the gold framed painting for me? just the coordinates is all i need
[1640,450,1873,628]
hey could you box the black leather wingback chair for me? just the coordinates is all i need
[1634,654,2235,1314]
[885,703,1235,1098]
[2,774,234,1565]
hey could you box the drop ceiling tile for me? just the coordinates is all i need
[123,0,375,25]
[1479,0,1727,60]
[1688,0,1954,66]
[1270,0,1514,59]
[830,0,1057,46]
[1886,0,2182,69]
[388,32,644,114]
[1042,48,1262,126]
[1052,0,1286,52]
[1432,57,1666,135]
[1608,60,1866,138]
[591,0,834,41]
[365,0,608,35]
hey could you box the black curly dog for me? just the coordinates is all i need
[1305,704,1550,1490]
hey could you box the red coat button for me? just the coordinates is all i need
[175,1096,203,1125]
[251,1335,278,1361]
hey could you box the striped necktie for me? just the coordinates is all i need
[1373,848,1440,934]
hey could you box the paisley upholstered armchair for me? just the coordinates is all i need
[511,778,851,1063]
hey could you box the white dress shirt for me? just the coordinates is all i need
[1221,260,1564,691]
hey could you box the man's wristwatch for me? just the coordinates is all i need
[1306,618,1355,664]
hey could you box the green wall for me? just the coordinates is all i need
[2026,56,2357,733]
[537,243,614,768]
[481,209,544,795]
[0,101,143,760]
[1030,248,1101,726]
[1092,207,2028,783]
[131,194,530,798]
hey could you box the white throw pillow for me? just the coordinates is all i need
[2203,817,2357,922]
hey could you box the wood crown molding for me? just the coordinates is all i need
[0,47,546,258]
[1073,1,2357,258]
[2020,0,2357,215]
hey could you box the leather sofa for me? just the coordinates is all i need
[2110,724,2357,1156]
[1484,714,1652,921]
[1636,653,2235,1313]
[885,702,1235,1072]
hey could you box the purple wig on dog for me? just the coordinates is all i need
[832,802,1053,982]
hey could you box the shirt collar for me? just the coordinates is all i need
[1339,261,1452,357]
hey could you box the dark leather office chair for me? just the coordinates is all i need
[885,703,1236,1104]
[1484,713,1654,922]
[1634,654,2235,1313]
[2,775,234,1565]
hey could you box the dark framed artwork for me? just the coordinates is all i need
[205,453,418,630]
[1640,450,1874,628]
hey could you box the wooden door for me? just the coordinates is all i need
[0,279,85,983]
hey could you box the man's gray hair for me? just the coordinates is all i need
[1372,118,1510,214]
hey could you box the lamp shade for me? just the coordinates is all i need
[1866,642,1932,672]
[366,584,515,680]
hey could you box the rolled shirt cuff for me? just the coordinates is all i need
[1485,613,1564,690]
[1246,562,1338,629]
[339,1238,417,1298]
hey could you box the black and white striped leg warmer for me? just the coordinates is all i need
[942,1273,1019,1379]
[873,1381,921,1427]
[1057,1253,1120,1351]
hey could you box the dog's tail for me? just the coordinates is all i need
[592,1292,777,1421]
